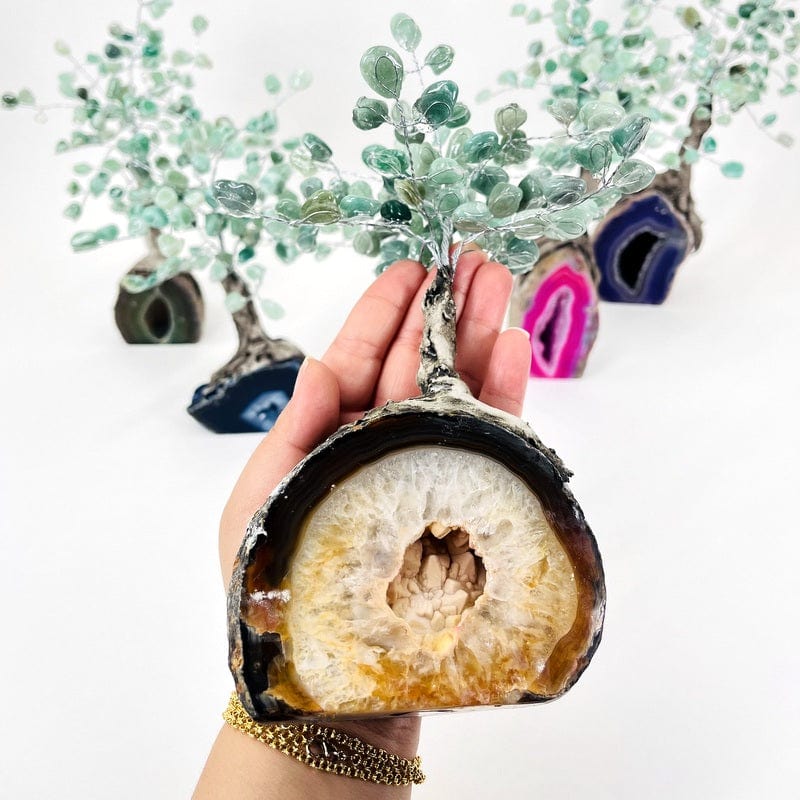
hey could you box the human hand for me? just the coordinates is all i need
[198,251,532,799]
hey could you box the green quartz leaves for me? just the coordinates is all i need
[302,133,333,162]
[353,97,389,130]
[360,46,404,99]
[301,190,341,225]
[212,180,258,214]
[611,160,656,193]
[424,45,455,75]
[495,103,528,136]
[390,13,421,52]
[414,80,459,127]
[610,114,651,157]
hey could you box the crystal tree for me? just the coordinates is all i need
[220,12,656,384]
[226,13,607,722]
[496,0,798,307]
[1,1,331,433]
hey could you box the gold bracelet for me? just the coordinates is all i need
[223,693,425,786]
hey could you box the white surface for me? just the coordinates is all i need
[1,1,799,798]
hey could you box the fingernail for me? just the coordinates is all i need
[507,327,531,338]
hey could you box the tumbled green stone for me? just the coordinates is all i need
[95,224,119,242]
[518,174,546,209]
[545,59,558,74]
[612,159,656,193]
[191,14,209,33]
[738,2,756,18]
[302,133,333,162]
[424,44,455,75]
[360,46,404,98]
[354,230,381,256]
[157,233,183,257]
[238,246,255,262]
[192,154,211,174]
[508,212,548,239]
[340,195,381,217]
[570,137,613,174]
[495,103,528,136]
[297,225,318,252]
[721,160,744,178]
[362,145,408,176]
[353,97,389,130]
[409,142,437,175]
[394,179,426,207]
[380,199,412,223]
[488,183,523,218]
[17,88,34,106]
[264,74,281,94]
[71,231,99,252]
[205,213,226,236]
[348,180,374,199]
[276,198,302,219]
[213,180,257,214]
[414,80,459,127]
[436,190,464,214]
[290,70,313,91]
[301,190,341,225]
[170,204,194,228]
[445,102,471,128]
[579,100,625,130]
[463,131,501,163]
[300,177,324,199]
[470,165,509,196]
[142,205,169,228]
[105,43,122,59]
[453,202,492,232]
[504,237,540,274]
[64,202,81,219]
[504,131,533,165]
[610,114,650,157]
[165,170,189,192]
[547,208,588,240]
[498,70,519,88]
[427,157,464,185]
[444,128,473,162]
[155,186,179,210]
[380,238,410,264]
[681,147,699,165]
[391,13,421,51]
[547,98,578,125]
[542,175,586,206]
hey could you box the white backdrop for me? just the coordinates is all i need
[1,1,799,797]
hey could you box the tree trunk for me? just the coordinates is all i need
[210,273,303,385]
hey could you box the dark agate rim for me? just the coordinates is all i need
[227,392,606,721]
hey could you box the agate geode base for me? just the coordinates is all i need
[188,357,303,434]
[510,240,599,379]
[228,390,605,721]
[593,185,695,304]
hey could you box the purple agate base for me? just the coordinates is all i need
[516,247,599,379]
[593,190,692,304]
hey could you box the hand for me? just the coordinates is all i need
[197,251,531,799]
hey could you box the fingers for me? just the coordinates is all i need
[454,261,514,396]
[374,250,489,405]
[218,358,341,584]
[321,260,427,413]
[478,328,532,417]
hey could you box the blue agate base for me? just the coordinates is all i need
[187,357,303,434]
[593,192,691,304]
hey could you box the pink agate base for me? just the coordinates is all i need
[521,263,595,379]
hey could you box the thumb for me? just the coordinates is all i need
[219,357,341,584]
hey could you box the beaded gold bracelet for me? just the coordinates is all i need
[223,693,425,786]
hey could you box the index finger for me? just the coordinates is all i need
[321,259,427,413]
